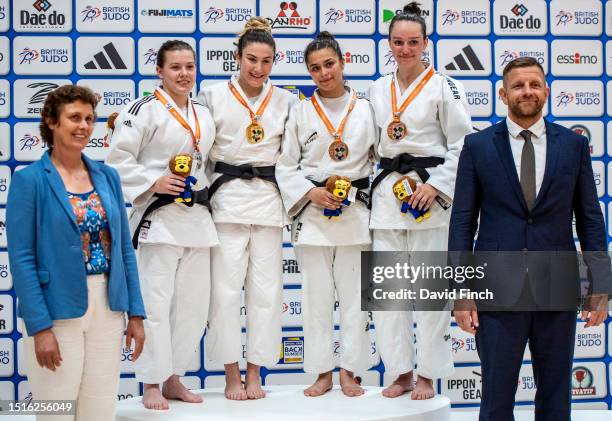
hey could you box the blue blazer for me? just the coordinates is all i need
[7,151,146,335]
[449,119,611,306]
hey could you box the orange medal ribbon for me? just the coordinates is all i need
[311,90,357,161]
[228,81,274,144]
[388,67,435,141]
[154,90,201,153]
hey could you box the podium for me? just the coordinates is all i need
[115,385,451,421]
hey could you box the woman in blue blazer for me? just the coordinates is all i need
[6,85,145,421]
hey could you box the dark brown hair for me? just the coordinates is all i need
[388,2,427,40]
[157,40,195,68]
[502,56,546,81]
[304,31,343,65]
[40,85,98,148]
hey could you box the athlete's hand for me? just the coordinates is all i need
[307,187,343,209]
[409,183,438,211]
[150,174,186,196]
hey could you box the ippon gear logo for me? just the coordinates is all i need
[324,8,344,24]
[33,0,51,13]
[143,48,157,65]
[441,10,460,25]
[81,6,101,22]
[269,2,311,30]
[511,4,528,17]
[19,48,40,64]
[19,134,41,150]
[555,11,573,26]
[556,92,575,107]
[203,7,224,23]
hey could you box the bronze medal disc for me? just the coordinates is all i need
[329,141,349,161]
[246,122,264,144]
[387,121,408,141]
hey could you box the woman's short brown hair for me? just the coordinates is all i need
[39,85,98,148]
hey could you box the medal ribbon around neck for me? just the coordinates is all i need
[310,90,357,161]
[388,66,435,141]
[228,81,274,144]
[154,90,201,153]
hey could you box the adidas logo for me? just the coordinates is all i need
[0,304,4,311]
[84,43,127,70]
[123,120,132,128]
[445,45,484,72]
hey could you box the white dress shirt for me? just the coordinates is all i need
[506,116,547,196]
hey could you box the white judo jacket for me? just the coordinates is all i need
[276,88,377,246]
[198,76,298,227]
[106,87,219,248]
[368,65,473,230]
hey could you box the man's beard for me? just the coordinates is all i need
[508,99,543,119]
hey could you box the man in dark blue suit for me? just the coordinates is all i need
[449,57,610,421]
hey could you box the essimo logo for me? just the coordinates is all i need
[551,40,602,77]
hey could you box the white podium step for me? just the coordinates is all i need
[115,385,451,421]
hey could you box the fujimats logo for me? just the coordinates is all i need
[268,2,311,30]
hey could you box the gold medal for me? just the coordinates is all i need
[246,122,264,144]
[387,120,408,141]
[328,141,349,161]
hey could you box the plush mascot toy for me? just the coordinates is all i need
[169,154,197,203]
[392,176,431,222]
[324,175,352,219]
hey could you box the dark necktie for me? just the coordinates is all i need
[519,129,536,210]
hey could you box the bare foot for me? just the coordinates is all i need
[162,375,203,403]
[245,362,266,399]
[339,368,364,397]
[224,362,247,400]
[382,372,414,398]
[304,371,333,397]
[143,384,169,410]
[411,375,435,400]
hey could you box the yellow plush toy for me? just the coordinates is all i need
[392,176,431,222]
[169,154,197,203]
[324,175,352,218]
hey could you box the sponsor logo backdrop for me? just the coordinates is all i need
[0,0,611,410]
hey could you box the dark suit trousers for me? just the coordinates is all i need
[475,310,576,421]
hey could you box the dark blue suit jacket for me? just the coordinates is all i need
[7,151,146,335]
[449,119,610,307]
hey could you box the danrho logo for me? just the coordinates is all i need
[445,45,484,71]
[268,2,311,30]
[84,43,126,70]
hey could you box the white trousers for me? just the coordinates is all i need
[23,274,125,421]
[135,243,210,384]
[372,227,454,379]
[295,244,371,374]
[207,223,283,366]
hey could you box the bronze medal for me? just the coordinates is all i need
[328,141,349,161]
[246,122,264,144]
[387,120,407,141]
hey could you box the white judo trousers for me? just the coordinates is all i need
[23,275,124,421]
[295,244,371,374]
[135,244,210,384]
[207,223,283,366]
[372,227,454,379]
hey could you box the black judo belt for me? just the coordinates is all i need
[369,153,449,210]
[208,161,277,198]
[131,188,210,249]
[295,176,371,219]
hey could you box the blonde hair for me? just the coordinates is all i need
[237,17,275,56]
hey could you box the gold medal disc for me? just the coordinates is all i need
[387,121,408,141]
[246,122,264,144]
[328,141,349,161]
